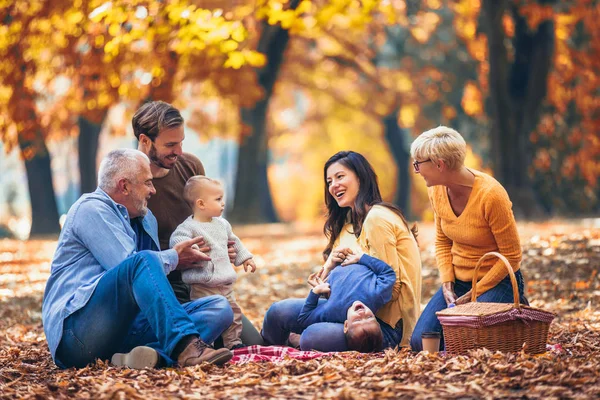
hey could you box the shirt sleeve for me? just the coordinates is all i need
[476,187,522,295]
[362,211,402,301]
[358,254,395,307]
[296,290,323,327]
[169,220,193,248]
[74,201,178,275]
[169,220,209,270]
[222,219,253,266]
[434,211,455,283]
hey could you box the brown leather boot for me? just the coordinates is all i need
[177,338,232,367]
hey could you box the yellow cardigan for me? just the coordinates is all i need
[333,205,422,347]
[428,169,522,294]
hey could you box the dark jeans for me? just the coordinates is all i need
[170,270,264,346]
[410,270,528,352]
[262,298,403,352]
[55,251,234,368]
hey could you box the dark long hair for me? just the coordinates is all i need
[323,151,417,260]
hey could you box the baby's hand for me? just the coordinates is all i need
[313,282,331,296]
[191,244,201,251]
[243,259,256,273]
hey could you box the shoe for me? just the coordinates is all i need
[230,343,247,350]
[177,338,233,367]
[287,333,301,349]
[111,346,159,369]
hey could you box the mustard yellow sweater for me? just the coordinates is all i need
[334,205,422,347]
[428,169,522,295]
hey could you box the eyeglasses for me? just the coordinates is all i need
[412,159,431,172]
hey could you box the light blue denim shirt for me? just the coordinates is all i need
[42,188,178,361]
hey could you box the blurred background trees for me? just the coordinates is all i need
[0,0,598,238]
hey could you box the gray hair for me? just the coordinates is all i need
[98,149,150,193]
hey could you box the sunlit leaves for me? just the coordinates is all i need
[461,82,483,117]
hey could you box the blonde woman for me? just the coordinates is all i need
[409,126,528,352]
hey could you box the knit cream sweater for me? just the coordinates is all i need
[169,216,253,287]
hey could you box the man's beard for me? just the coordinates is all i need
[149,143,176,169]
[133,195,148,217]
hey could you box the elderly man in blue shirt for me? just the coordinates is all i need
[42,149,234,369]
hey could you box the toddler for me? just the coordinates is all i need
[170,176,256,349]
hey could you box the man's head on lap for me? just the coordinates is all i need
[343,301,383,353]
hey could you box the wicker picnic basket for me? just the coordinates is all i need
[436,252,555,355]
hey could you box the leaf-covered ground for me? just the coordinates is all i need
[1,221,599,399]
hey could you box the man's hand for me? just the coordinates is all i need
[307,271,321,288]
[173,236,211,270]
[227,240,237,263]
[341,250,364,266]
[454,290,472,306]
[243,259,256,273]
[442,281,458,306]
[313,281,330,296]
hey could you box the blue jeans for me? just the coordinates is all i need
[55,251,234,368]
[262,299,403,351]
[410,270,528,352]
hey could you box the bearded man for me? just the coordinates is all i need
[133,101,264,346]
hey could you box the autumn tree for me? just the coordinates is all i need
[477,0,554,217]
[266,0,487,219]
[0,1,75,236]
[454,0,599,215]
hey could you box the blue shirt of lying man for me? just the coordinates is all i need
[297,253,395,352]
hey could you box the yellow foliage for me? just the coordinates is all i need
[224,51,245,69]
[399,104,419,128]
[395,72,413,93]
[461,82,483,117]
[244,50,267,67]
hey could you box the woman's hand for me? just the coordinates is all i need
[331,247,354,265]
[341,250,365,266]
[454,290,472,305]
[442,282,458,306]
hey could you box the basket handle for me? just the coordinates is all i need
[470,252,520,307]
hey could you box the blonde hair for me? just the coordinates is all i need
[410,126,467,170]
[183,176,222,209]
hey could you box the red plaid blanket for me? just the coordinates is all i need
[230,345,329,364]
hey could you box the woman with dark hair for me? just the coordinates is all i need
[261,151,422,351]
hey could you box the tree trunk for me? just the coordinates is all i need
[229,0,301,224]
[483,0,553,218]
[9,16,60,237]
[78,116,104,194]
[18,133,61,237]
[231,100,278,223]
[382,110,411,217]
